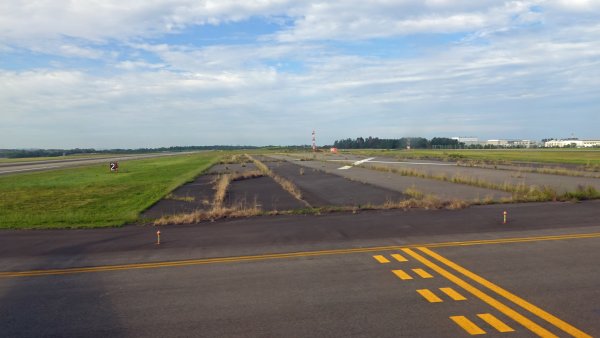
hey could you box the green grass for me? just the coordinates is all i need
[343,149,600,166]
[0,153,219,229]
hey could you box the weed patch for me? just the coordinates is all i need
[246,154,309,206]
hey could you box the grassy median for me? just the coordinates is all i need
[0,152,219,229]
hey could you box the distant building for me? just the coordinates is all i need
[544,139,600,148]
[486,139,508,146]
[451,137,480,146]
[485,139,537,148]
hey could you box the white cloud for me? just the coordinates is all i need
[1,1,600,146]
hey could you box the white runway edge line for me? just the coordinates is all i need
[366,160,456,166]
[352,157,375,165]
[329,157,457,169]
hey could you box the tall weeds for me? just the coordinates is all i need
[246,154,310,206]
[362,163,600,203]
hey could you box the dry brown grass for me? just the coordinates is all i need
[165,193,195,203]
[213,174,232,208]
[154,169,265,225]
[362,163,599,202]
[246,154,310,206]
[154,203,261,225]
[231,170,263,181]
[219,154,251,164]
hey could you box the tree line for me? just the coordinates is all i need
[0,146,258,158]
[332,137,461,149]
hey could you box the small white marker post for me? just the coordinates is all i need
[156,230,161,245]
[503,211,507,224]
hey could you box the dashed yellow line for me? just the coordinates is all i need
[450,316,486,335]
[412,268,433,279]
[391,253,408,262]
[420,247,592,338]
[417,289,443,303]
[373,255,390,263]
[402,248,559,337]
[477,313,514,333]
[392,269,413,280]
[440,287,466,301]
[2,231,600,278]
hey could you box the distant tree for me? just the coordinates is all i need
[430,137,460,148]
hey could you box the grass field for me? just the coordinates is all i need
[0,153,219,229]
[343,149,600,166]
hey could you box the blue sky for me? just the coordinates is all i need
[1,1,599,148]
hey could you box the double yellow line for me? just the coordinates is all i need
[403,247,591,338]
[1,231,600,278]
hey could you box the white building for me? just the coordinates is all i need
[452,137,480,146]
[485,139,537,148]
[544,139,600,148]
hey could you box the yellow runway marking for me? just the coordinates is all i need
[392,269,413,280]
[412,268,433,279]
[440,287,466,301]
[402,248,558,337]
[420,247,592,338]
[391,253,408,262]
[478,313,515,333]
[450,316,486,335]
[417,289,443,303]
[373,255,390,263]
[2,231,600,278]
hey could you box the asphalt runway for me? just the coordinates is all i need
[288,153,600,194]
[226,176,306,210]
[141,175,215,219]
[0,152,200,176]
[271,155,510,201]
[264,159,406,207]
[1,201,599,337]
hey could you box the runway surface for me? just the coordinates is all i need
[1,201,599,337]
[0,152,200,176]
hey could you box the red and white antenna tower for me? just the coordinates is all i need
[312,130,316,152]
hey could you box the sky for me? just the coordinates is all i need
[1,1,599,148]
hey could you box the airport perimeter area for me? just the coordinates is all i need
[1,150,600,337]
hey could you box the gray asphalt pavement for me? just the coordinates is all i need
[1,201,599,337]
[0,152,201,176]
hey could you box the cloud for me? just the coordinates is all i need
[1,1,599,147]
[0,0,291,42]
